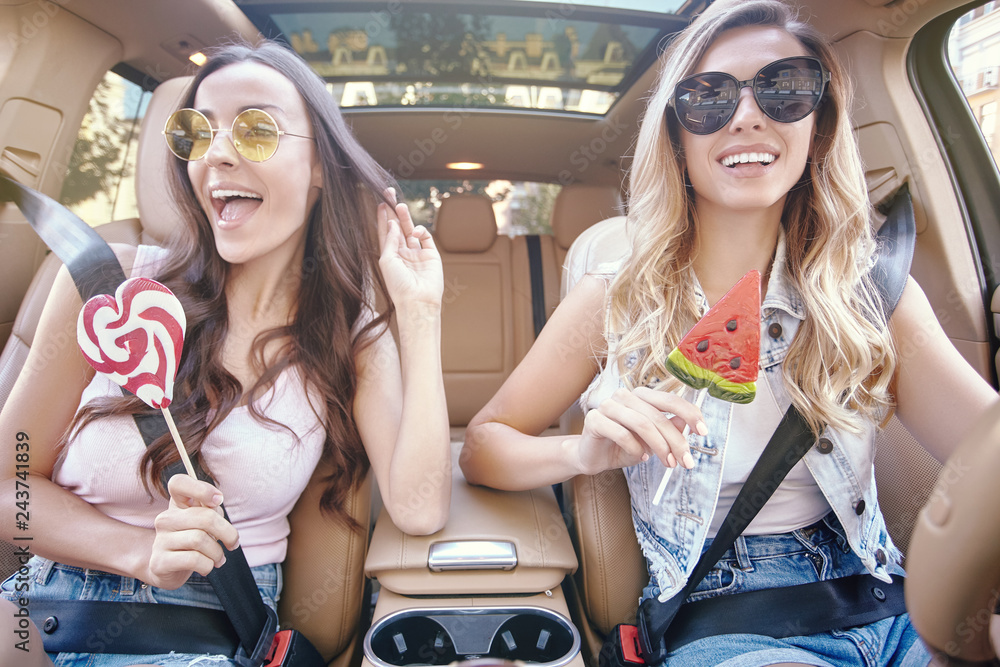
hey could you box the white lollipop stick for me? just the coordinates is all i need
[77,277,196,480]
[652,387,707,506]
[161,407,197,478]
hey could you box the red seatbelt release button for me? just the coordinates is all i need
[264,629,292,667]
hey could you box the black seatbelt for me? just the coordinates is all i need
[635,184,917,661]
[873,183,915,316]
[26,599,238,654]
[0,175,284,666]
[636,405,820,659]
[0,178,123,301]
[525,234,547,338]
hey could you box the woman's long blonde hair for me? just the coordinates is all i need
[609,0,895,436]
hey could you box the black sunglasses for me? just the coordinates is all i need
[671,56,830,135]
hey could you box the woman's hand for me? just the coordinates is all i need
[575,387,707,475]
[146,475,238,590]
[377,188,444,308]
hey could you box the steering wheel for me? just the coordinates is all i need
[906,398,1000,663]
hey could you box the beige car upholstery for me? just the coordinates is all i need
[365,464,577,596]
[433,185,620,429]
[435,193,559,426]
[906,399,1000,663]
[558,211,945,655]
[0,75,372,666]
[435,194,516,426]
[550,184,623,273]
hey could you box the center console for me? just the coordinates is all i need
[362,469,582,666]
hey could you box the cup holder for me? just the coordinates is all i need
[367,616,458,665]
[364,607,580,667]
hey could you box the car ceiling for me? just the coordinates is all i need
[59,0,975,186]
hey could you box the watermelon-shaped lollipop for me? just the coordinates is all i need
[652,270,761,505]
[77,277,197,478]
[666,269,761,404]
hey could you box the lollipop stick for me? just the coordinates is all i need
[161,407,197,479]
[652,387,707,506]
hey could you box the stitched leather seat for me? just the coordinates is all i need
[549,183,623,276]
[434,185,620,431]
[0,75,372,666]
[434,194,526,427]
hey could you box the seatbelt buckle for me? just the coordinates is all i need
[636,597,670,665]
[599,624,646,667]
[263,628,326,667]
[264,630,292,666]
[235,606,278,667]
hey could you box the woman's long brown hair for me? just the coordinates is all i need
[66,40,396,528]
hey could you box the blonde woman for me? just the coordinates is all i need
[461,1,997,665]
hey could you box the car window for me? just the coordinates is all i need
[400,179,559,235]
[949,2,1000,166]
[242,5,687,117]
[59,70,150,227]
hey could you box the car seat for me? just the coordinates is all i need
[0,74,372,666]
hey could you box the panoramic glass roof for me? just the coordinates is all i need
[239,3,692,115]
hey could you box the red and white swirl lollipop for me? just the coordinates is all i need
[77,277,196,477]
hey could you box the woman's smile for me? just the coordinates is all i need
[209,182,264,229]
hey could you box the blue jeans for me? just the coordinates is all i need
[1,556,280,667]
[641,513,932,667]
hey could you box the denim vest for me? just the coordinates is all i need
[582,236,901,602]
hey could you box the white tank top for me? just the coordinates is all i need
[708,369,831,537]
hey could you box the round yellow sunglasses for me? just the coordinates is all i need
[163,107,313,162]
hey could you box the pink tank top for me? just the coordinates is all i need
[54,245,325,567]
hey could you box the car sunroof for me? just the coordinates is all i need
[238,2,691,116]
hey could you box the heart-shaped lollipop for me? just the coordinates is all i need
[78,277,196,477]
[78,277,185,409]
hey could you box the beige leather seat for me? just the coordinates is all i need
[558,213,944,659]
[549,183,623,277]
[432,184,620,433]
[0,75,372,666]
[435,194,526,427]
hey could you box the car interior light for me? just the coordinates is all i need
[188,51,207,66]
[446,162,484,170]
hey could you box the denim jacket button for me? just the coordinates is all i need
[42,616,58,633]
[875,548,887,565]
[768,322,782,339]
[854,499,866,515]
[816,438,834,454]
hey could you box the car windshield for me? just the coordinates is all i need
[239,2,691,115]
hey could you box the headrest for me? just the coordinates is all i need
[551,184,623,250]
[434,194,497,253]
[135,76,192,245]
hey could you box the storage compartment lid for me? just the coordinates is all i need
[366,473,578,595]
